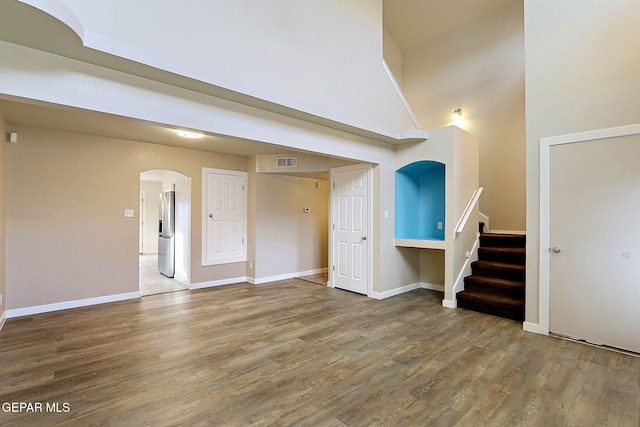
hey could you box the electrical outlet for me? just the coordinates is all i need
[124,209,135,218]
[0,293,3,305]
[249,261,253,270]
[437,222,443,230]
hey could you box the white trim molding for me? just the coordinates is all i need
[0,311,6,331]
[6,292,140,318]
[249,268,328,286]
[538,123,640,335]
[190,277,248,290]
[370,282,445,300]
[371,282,422,300]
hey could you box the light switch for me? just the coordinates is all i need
[124,209,135,218]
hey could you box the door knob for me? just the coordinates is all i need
[551,247,562,253]
[362,236,367,240]
[209,213,214,218]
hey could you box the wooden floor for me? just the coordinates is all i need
[1,279,639,426]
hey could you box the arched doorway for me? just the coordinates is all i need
[139,169,192,296]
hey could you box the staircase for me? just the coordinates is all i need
[457,225,525,321]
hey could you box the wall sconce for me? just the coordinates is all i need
[452,108,462,120]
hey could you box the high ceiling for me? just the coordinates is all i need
[0,1,513,155]
[383,0,514,51]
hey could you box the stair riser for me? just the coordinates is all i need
[471,265,525,282]
[478,248,525,265]
[457,297,524,321]
[479,235,526,249]
[464,281,524,299]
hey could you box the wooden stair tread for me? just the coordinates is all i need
[471,260,525,271]
[457,224,526,321]
[480,233,526,238]
[479,247,525,254]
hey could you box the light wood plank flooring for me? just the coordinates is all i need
[1,279,639,426]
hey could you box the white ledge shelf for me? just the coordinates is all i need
[394,239,446,250]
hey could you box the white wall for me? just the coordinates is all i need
[140,180,162,254]
[25,0,417,138]
[524,0,640,327]
[383,28,403,85]
[402,0,525,231]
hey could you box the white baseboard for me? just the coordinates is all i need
[190,277,248,290]
[479,212,490,233]
[370,282,445,300]
[173,273,190,286]
[442,299,456,309]
[6,292,141,319]
[370,282,422,300]
[0,311,5,330]
[249,268,328,285]
[487,230,526,235]
[523,322,549,335]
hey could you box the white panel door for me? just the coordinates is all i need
[333,166,369,295]
[549,135,640,353]
[202,169,247,265]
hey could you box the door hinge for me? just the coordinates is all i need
[332,265,335,271]
[242,238,245,244]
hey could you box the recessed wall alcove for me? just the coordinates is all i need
[395,160,445,241]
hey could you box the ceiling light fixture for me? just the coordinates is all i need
[177,130,204,139]
[452,108,462,120]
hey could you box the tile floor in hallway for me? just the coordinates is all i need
[139,253,189,296]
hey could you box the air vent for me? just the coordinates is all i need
[276,157,297,168]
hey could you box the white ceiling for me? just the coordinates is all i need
[383,0,514,51]
[0,1,512,156]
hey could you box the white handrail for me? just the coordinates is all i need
[454,187,484,237]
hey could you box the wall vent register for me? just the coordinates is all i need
[276,157,298,167]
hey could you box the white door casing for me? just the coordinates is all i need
[331,165,372,295]
[139,190,145,254]
[202,168,247,266]
[538,124,640,352]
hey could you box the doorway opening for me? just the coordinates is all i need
[139,169,192,296]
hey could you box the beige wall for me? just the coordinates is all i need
[5,125,247,310]
[254,174,328,280]
[524,0,640,325]
[0,114,6,318]
[402,0,525,231]
[383,28,403,85]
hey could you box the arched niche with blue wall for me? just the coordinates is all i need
[395,160,446,241]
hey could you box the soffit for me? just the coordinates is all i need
[0,97,300,157]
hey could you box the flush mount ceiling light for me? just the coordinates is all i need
[452,108,463,120]
[176,130,204,139]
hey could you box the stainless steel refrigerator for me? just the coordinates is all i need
[158,190,175,277]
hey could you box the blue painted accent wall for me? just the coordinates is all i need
[395,161,446,240]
